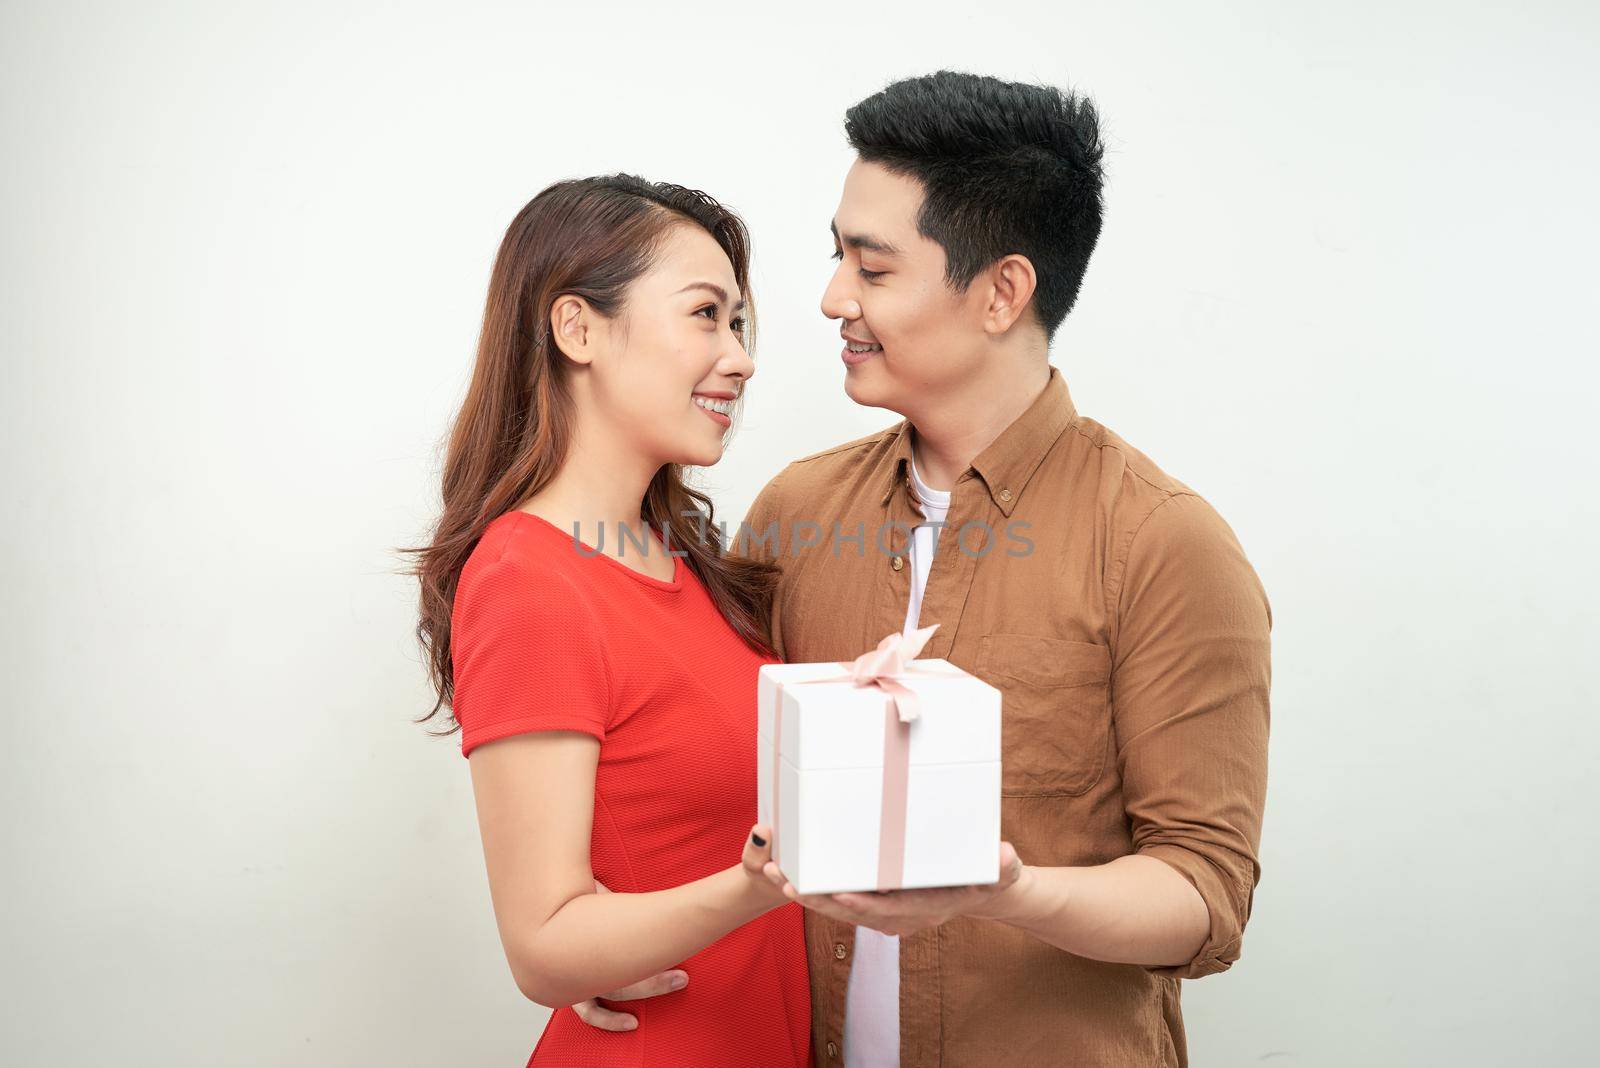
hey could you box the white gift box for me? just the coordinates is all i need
[756,654,1002,895]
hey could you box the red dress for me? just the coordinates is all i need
[451,510,811,1067]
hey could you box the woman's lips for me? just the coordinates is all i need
[696,404,732,427]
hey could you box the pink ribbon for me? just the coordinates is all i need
[771,624,954,891]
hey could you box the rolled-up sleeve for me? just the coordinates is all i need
[1109,491,1272,980]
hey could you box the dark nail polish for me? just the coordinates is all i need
[751,832,767,847]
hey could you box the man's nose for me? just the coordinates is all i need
[820,265,861,321]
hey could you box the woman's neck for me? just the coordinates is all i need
[516,420,666,565]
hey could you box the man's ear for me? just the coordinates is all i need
[550,295,597,365]
[982,254,1039,336]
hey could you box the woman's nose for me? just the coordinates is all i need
[724,343,755,382]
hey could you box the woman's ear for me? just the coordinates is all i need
[550,295,596,365]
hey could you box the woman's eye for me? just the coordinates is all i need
[697,305,745,333]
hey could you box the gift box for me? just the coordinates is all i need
[756,624,1002,895]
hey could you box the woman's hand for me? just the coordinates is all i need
[570,831,782,1033]
[741,823,790,906]
[569,878,688,1032]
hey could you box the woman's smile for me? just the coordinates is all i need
[694,392,735,426]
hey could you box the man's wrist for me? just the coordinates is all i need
[969,862,1042,924]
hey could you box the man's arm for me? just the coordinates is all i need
[734,468,788,567]
[769,491,1271,977]
[987,492,1270,973]
[732,467,790,657]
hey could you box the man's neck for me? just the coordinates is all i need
[909,359,1052,491]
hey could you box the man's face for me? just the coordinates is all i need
[821,157,990,416]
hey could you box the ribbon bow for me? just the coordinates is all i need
[848,622,939,685]
[844,622,940,723]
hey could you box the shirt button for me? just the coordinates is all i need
[999,488,1013,502]
[833,941,848,959]
[890,556,904,571]
[826,1041,839,1059]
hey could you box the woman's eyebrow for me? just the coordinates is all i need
[674,281,747,311]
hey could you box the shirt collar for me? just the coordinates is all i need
[880,365,1079,518]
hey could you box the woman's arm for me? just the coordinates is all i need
[567,881,690,1032]
[469,728,785,1007]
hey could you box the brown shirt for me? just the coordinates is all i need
[738,366,1272,1067]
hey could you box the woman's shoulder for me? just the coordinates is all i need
[464,510,590,580]
[454,512,598,631]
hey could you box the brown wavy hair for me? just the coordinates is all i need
[399,174,781,736]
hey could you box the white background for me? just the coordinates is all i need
[3,1,1596,1064]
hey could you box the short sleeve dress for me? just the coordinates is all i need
[451,509,811,1068]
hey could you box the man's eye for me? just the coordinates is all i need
[830,249,843,261]
[859,269,885,281]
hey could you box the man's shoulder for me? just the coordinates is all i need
[749,421,905,515]
[1066,415,1257,578]
[1066,414,1197,504]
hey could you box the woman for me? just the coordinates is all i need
[408,175,809,1065]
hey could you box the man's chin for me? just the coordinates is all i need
[843,360,898,411]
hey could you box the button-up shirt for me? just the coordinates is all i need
[738,366,1272,1067]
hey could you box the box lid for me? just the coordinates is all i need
[758,659,1000,769]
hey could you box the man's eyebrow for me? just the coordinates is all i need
[830,219,902,257]
[673,281,747,311]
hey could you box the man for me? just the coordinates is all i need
[582,70,1271,1066]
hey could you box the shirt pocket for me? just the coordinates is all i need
[976,633,1112,797]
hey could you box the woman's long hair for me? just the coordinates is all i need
[399,174,781,735]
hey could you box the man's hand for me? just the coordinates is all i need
[759,842,1028,936]
[569,879,688,1032]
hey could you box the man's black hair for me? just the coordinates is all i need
[844,70,1106,340]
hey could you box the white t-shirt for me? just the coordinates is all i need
[843,446,950,1067]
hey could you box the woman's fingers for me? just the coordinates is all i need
[572,969,690,1032]
[601,969,689,1001]
[572,998,637,1032]
[742,823,773,874]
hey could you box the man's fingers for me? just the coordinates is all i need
[997,841,1023,887]
[600,970,688,1001]
[572,998,637,1032]
[795,893,868,925]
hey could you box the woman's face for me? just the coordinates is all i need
[569,223,755,469]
